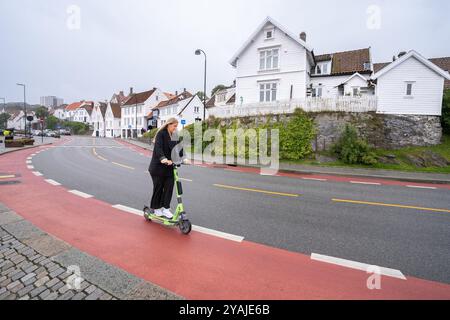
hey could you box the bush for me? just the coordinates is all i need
[64,121,89,135]
[142,128,158,141]
[333,124,377,165]
[275,109,316,161]
[442,89,450,134]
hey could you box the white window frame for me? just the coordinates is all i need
[259,82,278,102]
[259,48,280,71]
[405,81,415,98]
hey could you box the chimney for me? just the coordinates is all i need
[175,91,178,96]
[130,87,133,95]
[183,88,186,92]
[119,91,124,96]
[300,32,307,42]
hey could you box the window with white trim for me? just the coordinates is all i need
[312,86,323,97]
[259,82,277,102]
[259,48,279,71]
[405,82,414,96]
[194,106,200,113]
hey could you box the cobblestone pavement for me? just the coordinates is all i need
[0,229,116,300]
[0,202,182,300]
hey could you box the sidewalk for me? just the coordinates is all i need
[0,137,56,156]
[121,138,450,184]
[0,202,182,300]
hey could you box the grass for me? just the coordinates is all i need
[283,135,450,174]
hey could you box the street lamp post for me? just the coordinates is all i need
[16,84,27,136]
[0,98,6,129]
[195,49,207,121]
[135,94,138,139]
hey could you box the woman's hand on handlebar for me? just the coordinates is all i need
[161,159,173,166]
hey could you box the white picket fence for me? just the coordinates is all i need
[208,96,378,118]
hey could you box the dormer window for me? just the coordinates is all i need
[363,62,371,70]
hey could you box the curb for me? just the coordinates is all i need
[0,143,53,156]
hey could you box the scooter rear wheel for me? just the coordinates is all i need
[179,220,192,235]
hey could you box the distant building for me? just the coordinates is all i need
[40,96,64,109]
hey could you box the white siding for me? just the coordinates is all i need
[376,56,445,115]
[310,75,349,97]
[235,22,308,104]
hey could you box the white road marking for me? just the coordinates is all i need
[27,165,34,169]
[302,177,328,182]
[192,225,244,242]
[26,160,32,164]
[112,204,142,216]
[32,171,43,176]
[350,181,381,185]
[406,185,437,190]
[179,178,193,182]
[45,179,61,186]
[68,190,93,198]
[27,157,32,160]
[311,253,406,280]
[112,204,244,243]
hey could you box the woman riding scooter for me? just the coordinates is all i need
[149,118,185,219]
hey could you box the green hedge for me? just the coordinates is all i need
[183,109,316,161]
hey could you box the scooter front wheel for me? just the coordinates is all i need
[179,220,192,235]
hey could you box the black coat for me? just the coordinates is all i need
[149,128,183,176]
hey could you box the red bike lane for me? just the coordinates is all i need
[1,143,450,300]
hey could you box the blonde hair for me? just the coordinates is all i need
[153,117,179,143]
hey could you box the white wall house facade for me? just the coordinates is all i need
[219,17,449,119]
[52,108,67,120]
[105,103,121,138]
[121,88,167,138]
[372,51,450,116]
[230,17,314,106]
[155,92,204,128]
[91,102,107,137]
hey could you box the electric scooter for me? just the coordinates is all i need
[143,163,192,235]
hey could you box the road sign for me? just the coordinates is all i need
[181,119,186,125]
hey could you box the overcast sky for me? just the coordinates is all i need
[1,0,449,104]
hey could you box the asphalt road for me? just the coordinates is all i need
[31,136,450,284]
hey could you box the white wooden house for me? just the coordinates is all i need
[105,102,121,138]
[154,91,204,128]
[218,16,449,119]
[372,50,450,116]
[120,88,168,138]
[91,102,107,137]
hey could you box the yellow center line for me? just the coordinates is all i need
[0,175,15,179]
[213,184,299,198]
[332,198,450,214]
[92,147,107,161]
[112,162,135,170]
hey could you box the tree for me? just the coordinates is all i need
[442,89,450,134]
[211,84,228,97]
[35,106,49,120]
[0,113,11,130]
[46,115,59,130]
[196,91,208,101]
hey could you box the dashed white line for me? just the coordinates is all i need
[350,181,381,185]
[112,204,244,242]
[112,204,142,216]
[68,190,93,198]
[26,160,32,164]
[302,177,328,182]
[406,185,437,190]
[26,157,32,160]
[311,253,406,280]
[192,225,244,243]
[32,171,43,176]
[27,165,34,169]
[45,179,61,186]
[179,178,193,182]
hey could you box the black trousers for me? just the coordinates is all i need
[150,174,174,210]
